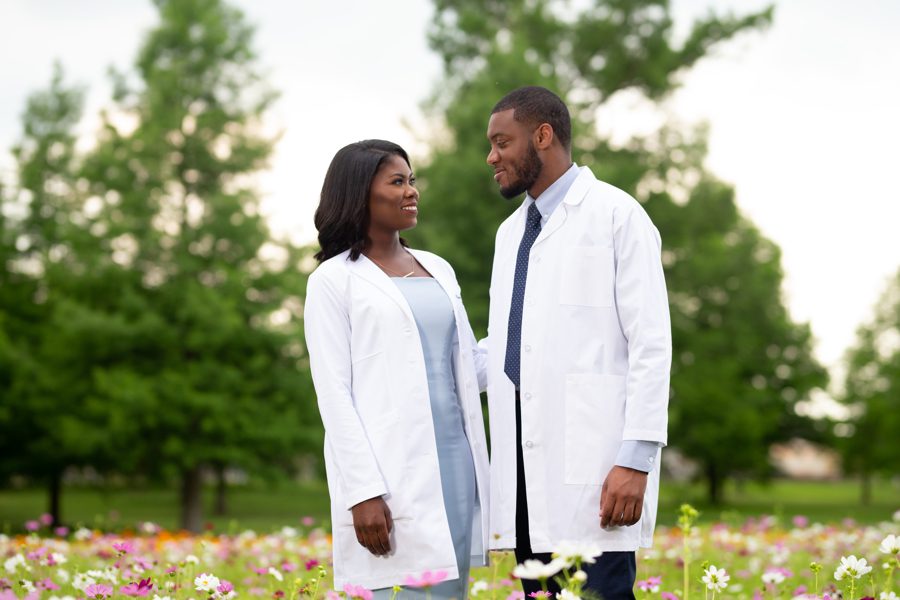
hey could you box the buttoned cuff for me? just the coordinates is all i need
[615,440,661,473]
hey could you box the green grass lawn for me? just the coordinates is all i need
[1,477,896,534]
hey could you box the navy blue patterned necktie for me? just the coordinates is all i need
[504,202,543,389]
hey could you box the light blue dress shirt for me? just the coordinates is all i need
[525,163,662,473]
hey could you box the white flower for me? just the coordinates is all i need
[552,540,602,565]
[512,558,568,579]
[572,570,587,583]
[194,573,221,592]
[57,568,71,583]
[268,567,283,582]
[153,596,175,600]
[557,590,581,600]
[702,565,730,592]
[48,596,77,600]
[280,527,298,538]
[4,554,26,574]
[893,509,900,522]
[185,554,200,565]
[72,573,97,591]
[834,555,872,580]
[74,528,93,541]
[471,581,489,595]
[879,592,898,600]
[21,579,36,593]
[51,552,68,565]
[762,571,785,585]
[880,534,900,555]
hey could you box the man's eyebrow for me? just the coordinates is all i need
[489,133,507,141]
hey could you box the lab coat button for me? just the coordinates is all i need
[648,456,655,464]
[524,345,532,352]
[525,440,534,449]
[524,392,532,400]
[533,256,541,263]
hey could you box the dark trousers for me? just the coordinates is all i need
[515,392,637,600]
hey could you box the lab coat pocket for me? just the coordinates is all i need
[559,246,614,307]
[564,373,626,485]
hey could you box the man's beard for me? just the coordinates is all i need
[500,142,542,199]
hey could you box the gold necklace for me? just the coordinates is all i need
[367,252,415,278]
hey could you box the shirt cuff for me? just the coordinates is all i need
[615,440,662,473]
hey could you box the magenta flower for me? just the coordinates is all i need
[85,583,114,599]
[39,513,53,526]
[217,580,235,595]
[305,559,319,571]
[403,570,448,588]
[120,578,154,597]
[792,515,809,528]
[529,592,552,598]
[661,593,679,600]
[113,541,136,554]
[343,584,373,600]
[24,520,40,532]
[165,565,178,575]
[505,592,525,600]
[301,516,315,526]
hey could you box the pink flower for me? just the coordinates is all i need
[403,571,448,588]
[217,580,235,595]
[343,584,373,600]
[281,561,297,573]
[37,578,60,591]
[305,559,319,571]
[0,591,15,600]
[120,578,154,596]
[661,593,678,600]
[792,515,809,528]
[529,592,552,598]
[39,514,54,526]
[301,516,315,526]
[506,592,525,600]
[25,520,40,532]
[113,541,136,554]
[85,583,114,599]
[165,565,178,575]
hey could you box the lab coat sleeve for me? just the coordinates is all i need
[304,269,388,508]
[613,202,672,446]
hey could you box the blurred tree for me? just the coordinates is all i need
[839,268,900,504]
[73,0,319,531]
[0,64,99,524]
[411,0,827,502]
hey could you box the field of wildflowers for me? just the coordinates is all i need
[2,505,897,600]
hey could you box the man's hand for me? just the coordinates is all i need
[351,496,393,555]
[599,465,648,528]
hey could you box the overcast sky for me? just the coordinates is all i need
[2,0,899,389]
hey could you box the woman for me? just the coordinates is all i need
[304,140,489,596]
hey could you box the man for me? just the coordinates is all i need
[483,86,671,599]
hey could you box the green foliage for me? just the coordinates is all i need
[0,0,319,530]
[412,0,825,502]
[839,268,900,487]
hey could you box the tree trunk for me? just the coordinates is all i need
[179,465,203,532]
[48,470,62,526]
[706,463,722,505]
[860,471,872,506]
[214,462,227,516]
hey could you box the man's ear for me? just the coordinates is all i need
[533,123,555,151]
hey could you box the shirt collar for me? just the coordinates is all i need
[526,162,580,222]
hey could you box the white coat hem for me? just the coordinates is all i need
[333,564,460,591]
[342,484,388,511]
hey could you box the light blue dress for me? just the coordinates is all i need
[373,277,476,600]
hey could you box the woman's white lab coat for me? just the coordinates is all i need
[304,248,489,590]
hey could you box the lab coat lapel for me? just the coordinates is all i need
[347,254,416,323]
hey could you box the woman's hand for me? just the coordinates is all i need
[351,496,393,555]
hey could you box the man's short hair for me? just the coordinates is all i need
[492,86,571,151]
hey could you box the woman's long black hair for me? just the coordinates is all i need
[314,139,411,263]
